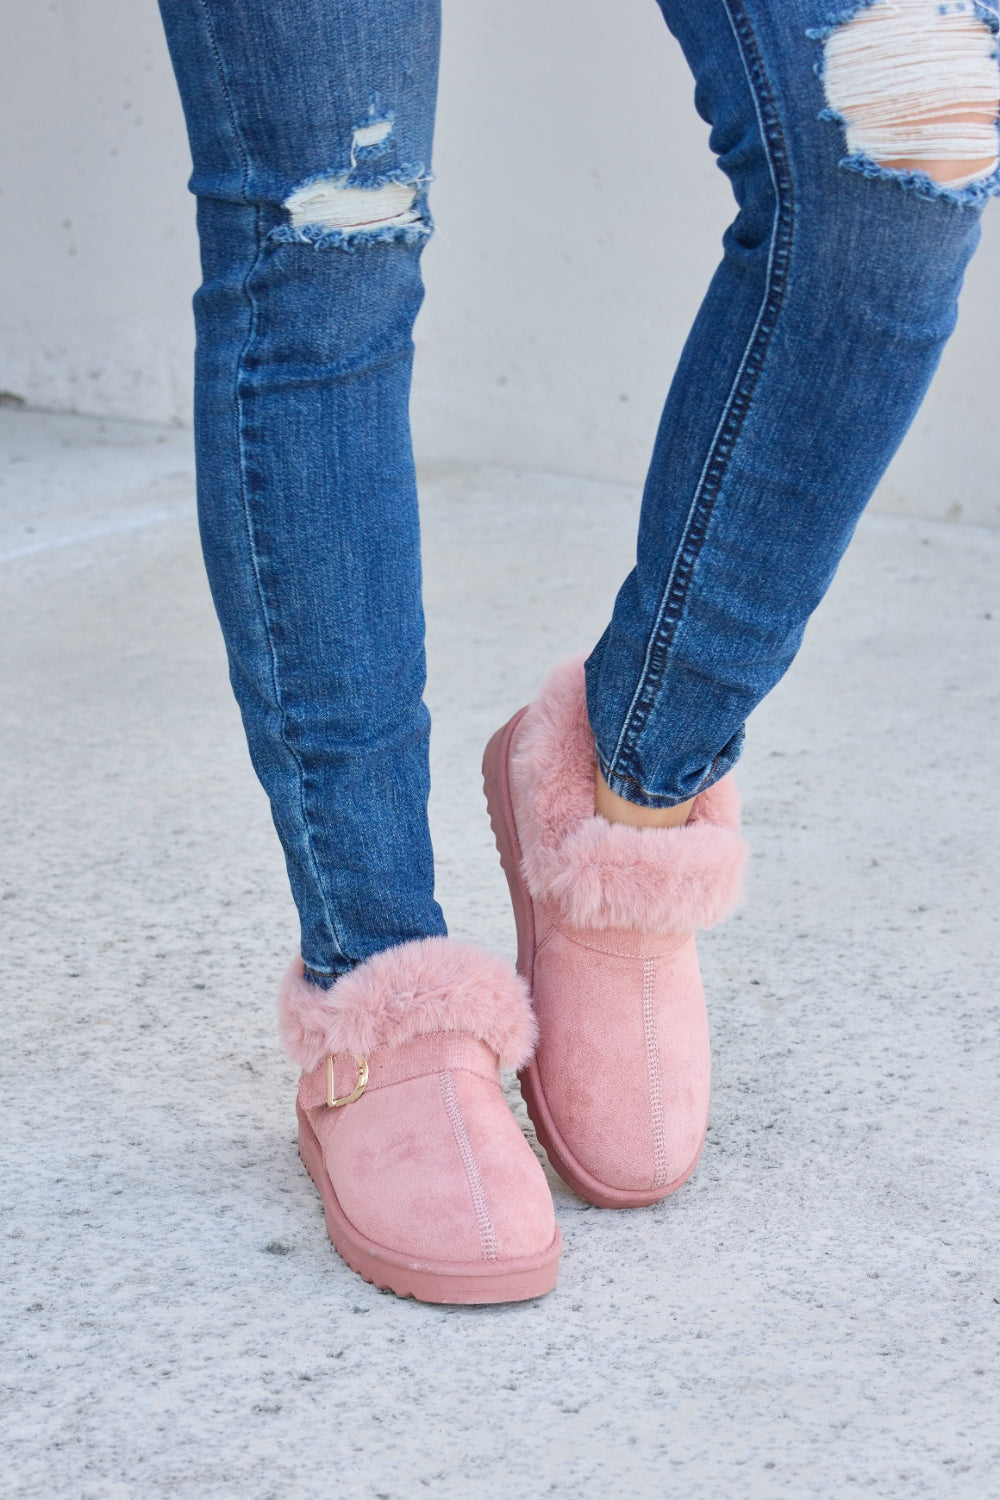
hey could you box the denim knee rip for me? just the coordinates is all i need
[810,0,1000,206]
[270,110,432,251]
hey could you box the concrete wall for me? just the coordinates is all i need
[2,0,998,524]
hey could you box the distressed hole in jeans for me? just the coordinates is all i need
[283,177,419,234]
[352,118,393,159]
[823,0,1000,187]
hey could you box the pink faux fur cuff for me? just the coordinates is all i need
[279,937,537,1073]
[510,657,748,932]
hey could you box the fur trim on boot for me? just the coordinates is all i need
[509,657,747,931]
[279,937,537,1074]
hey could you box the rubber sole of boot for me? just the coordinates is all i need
[483,711,706,1211]
[296,1101,561,1304]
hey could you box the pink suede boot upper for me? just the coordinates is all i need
[485,658,747,1208]
[280,937,560,1302]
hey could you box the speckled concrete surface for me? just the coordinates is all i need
[1,409,998,1499]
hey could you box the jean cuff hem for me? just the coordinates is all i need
[301,960,354,991]
[596,751,725,809]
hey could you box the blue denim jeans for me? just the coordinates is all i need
[159,0,998,981]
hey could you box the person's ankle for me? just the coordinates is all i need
[594,767,693,829]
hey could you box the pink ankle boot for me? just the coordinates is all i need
[483,659,747,1209]
[279,937,561,1302]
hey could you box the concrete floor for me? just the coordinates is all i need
[1,407,998,1499]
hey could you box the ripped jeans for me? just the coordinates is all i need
[158,0,999,983]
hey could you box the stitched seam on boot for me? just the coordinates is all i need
[351,1064,504,1096]
[533,905,557,956]
[551,927,687,961]
[440,1070,498,1262]
[643,957,669,1188]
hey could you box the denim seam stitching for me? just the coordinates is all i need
[195,0,345,967]
[602,0,795,799]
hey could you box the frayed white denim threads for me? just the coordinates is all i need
[283,177,420,235]
[820,0,1000,190]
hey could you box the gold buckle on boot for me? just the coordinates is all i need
[326,1054,369,1108]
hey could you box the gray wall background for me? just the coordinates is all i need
[2,0,997,524]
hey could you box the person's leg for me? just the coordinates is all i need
[487,0,999,1208]
[588,0,1000,813]
[157,0,446,984]
[158,0,560,1301]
